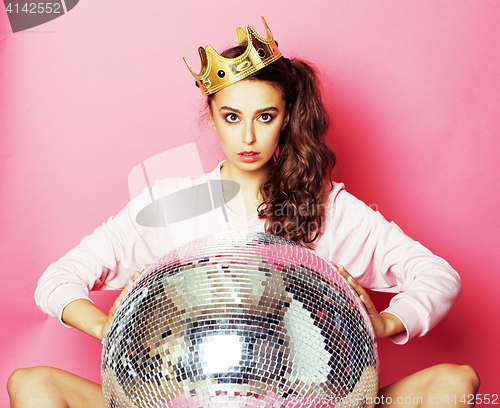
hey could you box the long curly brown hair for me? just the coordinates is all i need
[208,46,336,247]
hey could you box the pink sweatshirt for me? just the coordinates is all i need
[35,163,461,345]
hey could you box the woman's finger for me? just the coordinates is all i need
[114,277,134,303]
[102,269,146,340]
[337,265,363,293]
[109,270,142,316]
[334,264,377,311]
[359,293,379,318]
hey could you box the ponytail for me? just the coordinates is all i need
[258,59,336,246]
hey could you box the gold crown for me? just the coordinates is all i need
[184,17,282,96]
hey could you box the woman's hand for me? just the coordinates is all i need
[62,270,144,341]
[331,262,405,339]
[100,270,142,341]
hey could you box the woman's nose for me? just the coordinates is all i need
[242,123,256,145]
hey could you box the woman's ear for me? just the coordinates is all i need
[281,110,290,131]
[207,103,216,130]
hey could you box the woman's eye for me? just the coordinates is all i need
[259,113,274,123]
[225,113,239,123]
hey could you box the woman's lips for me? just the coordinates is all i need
[237,151,261,163]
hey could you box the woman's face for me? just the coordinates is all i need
[209,79,289,178]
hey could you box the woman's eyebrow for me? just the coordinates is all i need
[219,106,279,114]
[219,106,242,113]
[255,107,279,114]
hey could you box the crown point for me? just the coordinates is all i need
[236,26,248,46]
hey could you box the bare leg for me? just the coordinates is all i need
[7,367,105,408]
[376,364,480,408]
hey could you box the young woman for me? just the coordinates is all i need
[7,18,479,408]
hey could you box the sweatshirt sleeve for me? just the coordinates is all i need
[34,181,166,326]
[327,184,462,345]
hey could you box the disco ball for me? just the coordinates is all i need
[102,231,379,408]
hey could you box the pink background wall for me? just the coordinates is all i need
[1,1,499,406]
